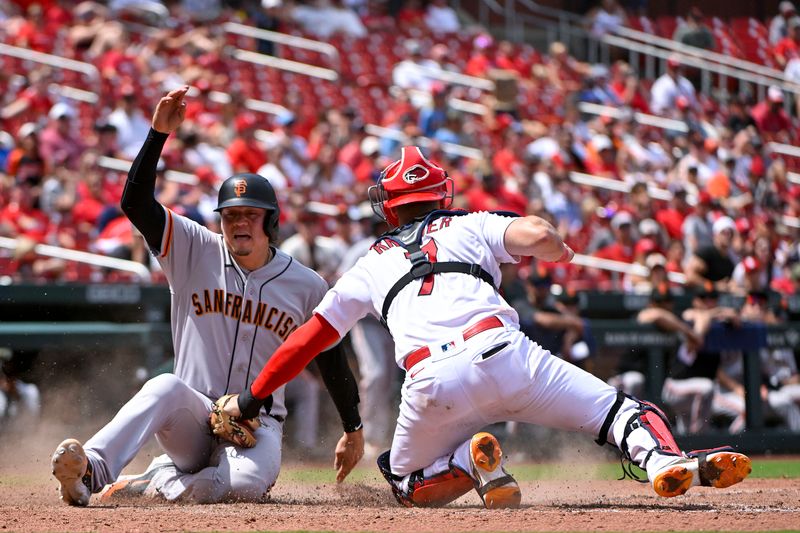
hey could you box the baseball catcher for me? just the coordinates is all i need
[219,146,751,509]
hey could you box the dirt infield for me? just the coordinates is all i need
[2,465,798,532]
[2,423,798,533]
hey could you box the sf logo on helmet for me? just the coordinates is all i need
[403,165,429,184]
[234,179,248,197]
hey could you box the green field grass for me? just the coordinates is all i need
[277,457,800,484]
[3,457,796,489]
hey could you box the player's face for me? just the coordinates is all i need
[220,207,269,258]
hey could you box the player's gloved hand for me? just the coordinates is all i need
[334,427,364,483]
[209,394,260,448]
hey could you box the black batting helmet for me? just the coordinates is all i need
[215,173,280,242]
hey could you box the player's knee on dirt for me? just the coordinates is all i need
[598,391,683,473]
[377,451,473,507]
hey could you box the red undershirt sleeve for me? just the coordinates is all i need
[250,313,340,399]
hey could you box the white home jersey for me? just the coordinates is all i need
[315,211,519,366]
[156,208,328,418]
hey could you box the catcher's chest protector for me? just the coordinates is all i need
[378,210,511,328]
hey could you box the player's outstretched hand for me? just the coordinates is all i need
[152,86,189,134]
[333,428,364,483]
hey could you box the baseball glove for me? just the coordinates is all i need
[209,394,260,448]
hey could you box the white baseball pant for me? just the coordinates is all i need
[390,326,680,484]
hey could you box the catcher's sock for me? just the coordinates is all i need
[51,438,92,506]
[468,432,521,509]
[651,448,752,498]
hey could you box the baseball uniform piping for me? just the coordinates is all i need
[245,251,292,391]
[161,209,174,258]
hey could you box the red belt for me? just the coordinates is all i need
[403,316,504,371]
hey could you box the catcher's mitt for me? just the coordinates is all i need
[209,394,260,448]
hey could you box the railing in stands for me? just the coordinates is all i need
[577,101,688,132]
[568,171,672,201]
[601,33,800,100]
[0,43,100,87]
[0,236,151,282]
[569,252,687,285]
[51,84,99,104]
[465,0,800,101]
[185,86,292,117]
[97,156,197,185]
[613,25,792,87]
[232,48,338,81]
[393,86,489,116]
[405,64,496,91]
[223,22,341,71]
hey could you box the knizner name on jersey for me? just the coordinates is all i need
[191,289,299,340]
[370,216,453,254]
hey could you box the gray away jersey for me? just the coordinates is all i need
[154,207,328,419]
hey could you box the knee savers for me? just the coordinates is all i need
[377,451,473,507]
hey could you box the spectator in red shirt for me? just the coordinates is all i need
[665,239,686,274]
[656,189,691,240]
[464,169,527,215]
[12,4,56,53]
[185,79,219,122]
[361,1,395,31]
[0,184,50,242]
[72,168,109,228]
[465,34,495,77]
[610,61,650,113]
[583,134,620,178]
[227,112,267,174]
[495,41,528,77]
[1,68,53,123]
[774,17,800,67]
[595,211,636,263]
[39,103,86,170]
[786,185,800,216]
[396,0,425,28]
[353,136,381,183]
[750,86,793,141]
[492,127,527,186]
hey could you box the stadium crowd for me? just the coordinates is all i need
[1,0,800,443]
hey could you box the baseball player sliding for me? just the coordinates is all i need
[50,87,364,506]
[221,146,751,508]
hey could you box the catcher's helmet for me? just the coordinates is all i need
[368,146,453,227]
[215,173,280,242]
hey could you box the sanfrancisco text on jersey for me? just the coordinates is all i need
[191,289,299,340]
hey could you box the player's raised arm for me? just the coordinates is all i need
[120,86,189,250]
[503,215,574,262]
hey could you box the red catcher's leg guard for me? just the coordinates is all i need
[377,451,473,507]
[638,401,682,456]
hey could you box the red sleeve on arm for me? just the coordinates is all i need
[250,313,340,399]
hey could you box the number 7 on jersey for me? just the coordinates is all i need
[405,239,438,296]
